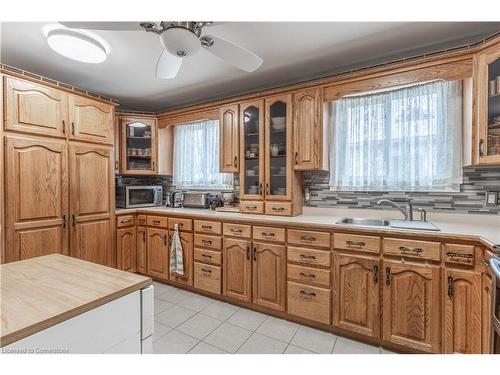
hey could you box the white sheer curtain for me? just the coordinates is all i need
[329,80,463,191]
[173,120,233,189]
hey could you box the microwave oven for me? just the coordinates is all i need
[116,185,163,208]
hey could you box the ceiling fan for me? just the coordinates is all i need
[60,21,264,79]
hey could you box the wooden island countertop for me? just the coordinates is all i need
[0,254,151,347]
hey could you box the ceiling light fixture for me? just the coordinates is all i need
[47,29,107,63]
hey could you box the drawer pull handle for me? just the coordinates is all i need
[121,218,132,223]
[246,246,250,260]
[300,236,316,242]
[346,240,365,248]
[299,290,316,297]
[385,267,391,286]
[261,232,275,237]
[399,246,423,254]
[299,272,316,278]
[153,220,161,224]
[201,225,213,230]
[201,254,212,259]
[272,207,285,211]
[446,252,473,259]
[246,205,257,210]
[202,239,213,245]
[447,276,453,297]
[299,254,316,260]
[201,268,212,274]
[230,228,243,233]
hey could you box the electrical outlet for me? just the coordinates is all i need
[485,191,498,207]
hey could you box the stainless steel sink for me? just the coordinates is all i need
[336,218,390,227]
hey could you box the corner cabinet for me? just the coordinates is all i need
[119,116,158,175]
[474,42,500,164]
[219,104,239,173]
[239,95,302,216]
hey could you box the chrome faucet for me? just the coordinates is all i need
[376,199,414,221]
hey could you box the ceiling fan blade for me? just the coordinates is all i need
[59,22,144,31]
[155,49,183,79]
[202,35,263,72]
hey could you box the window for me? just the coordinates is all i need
[173,119,233,189]
[329,80,463,191]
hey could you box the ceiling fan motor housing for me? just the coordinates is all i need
[159,23,203,58]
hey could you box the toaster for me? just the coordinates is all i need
[182,192,211,208]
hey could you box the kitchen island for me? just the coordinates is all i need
[0,254,153,354]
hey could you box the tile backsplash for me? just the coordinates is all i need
[303,166,500,215]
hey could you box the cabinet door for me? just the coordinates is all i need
[223,238,252,302]
[443,269,482,353]
[252,242,286,311]
[293,87,324,170]
[482,270,492,353]
[239,100,265,200]
[170,232,193,287]
[219,104,239,173]
[333,253,380,339]
[4,77,68,138]
[120,117,157,175]
[264,94,293,201]
[147,227,169,279]
[116,227,137,272]
[69,95,114,145]
[382,260,441,353]
[136,226,147,274]
[4,136,68,262]
[474,42,500,164]
[69,144,114,267]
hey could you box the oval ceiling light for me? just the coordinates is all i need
[47,29,107,63]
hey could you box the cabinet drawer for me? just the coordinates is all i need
[137,215,147,226]
[194,234,222,250]
[194,262,221,295]
[288,264,331,287]
[287,281,331,325]
[444,244,475,266]
[168,217,193,231]
[383,238,441,261]
[288,229,331,248]
[287,246,331,267]
[194,248,221,265]
[194,220,222,235]
[147,215,168,228]
[333,233,381,253]
[253,226,286,243]
[223,223,251,238]
[265,202,292,216]
[240,200,264,214]
[116,215,135,228]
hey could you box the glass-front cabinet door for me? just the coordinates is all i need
[240,100,264,200]
[120,117,157,175]
[476,43,500,164]
[264,94,292,200]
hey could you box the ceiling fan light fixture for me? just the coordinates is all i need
[160,27,200,58]
[46,28,107,63]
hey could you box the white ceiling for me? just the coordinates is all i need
[1,22,499,111]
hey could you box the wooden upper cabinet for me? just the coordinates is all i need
[333,253,380,339]
[170,232,194,287]
[223,238,252,302]
[293,87,327,171]
[116,227,137,273]
[252,242,286,311]
[69,144,114,267]
[119,116,158,175]
[4,76,68,138]
[147,227,169,279]
[69,95,114,145]
[382,260,441,353]
[473,41,500,164]
[443,269,482,354]
[219,104,239,173]
[4,136,68,262]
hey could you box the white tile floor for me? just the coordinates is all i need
[152,282,397,354]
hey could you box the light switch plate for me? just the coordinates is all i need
[485,191,498,207]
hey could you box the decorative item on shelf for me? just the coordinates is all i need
[144,129,151,137]
[271,143,280,156]
[271,116,286,131]
[490,80,497,97]
[496,76,500,95]
[247,185,259,195]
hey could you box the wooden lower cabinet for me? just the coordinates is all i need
[333,253,380,338]
[136,226,147,273]
[287,281,331,324]
[382,260,441,353]
[443,269,482,353]
[194,262,221,294]
[72,218,113,266]
[482,270,492,354]
[252,243,286,311]
[169,232,193,287]
[116,227,136,272]
[223,238,252,303]
[147,227,169,279]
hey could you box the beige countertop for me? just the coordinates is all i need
[117,206,500,250]
[0,254,151,347]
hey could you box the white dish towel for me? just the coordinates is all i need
[169,224,184,275]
